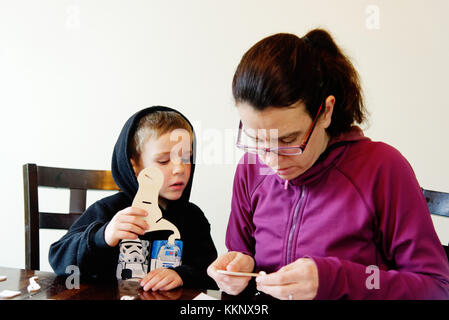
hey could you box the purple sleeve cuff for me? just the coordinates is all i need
[306,255,333,300]
[305,255,350,300]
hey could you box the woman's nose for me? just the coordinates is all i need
[263,151,279,168]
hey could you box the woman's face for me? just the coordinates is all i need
[237,98,334,181]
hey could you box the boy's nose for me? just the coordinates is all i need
[172,162,185,175]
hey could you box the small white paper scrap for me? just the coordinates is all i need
[193,292,218,300]
[27,276,40,293]
[120,295,135,300]
[0,276,6,282]
[0,290,21,299]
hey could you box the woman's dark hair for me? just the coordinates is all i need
[232,28,366,137]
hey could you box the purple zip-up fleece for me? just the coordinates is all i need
[226,126,449,299]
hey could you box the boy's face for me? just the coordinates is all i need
[131,129,192,208]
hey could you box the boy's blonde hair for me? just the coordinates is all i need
[129,111,193,161]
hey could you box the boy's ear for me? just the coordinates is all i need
[130,158,140,177]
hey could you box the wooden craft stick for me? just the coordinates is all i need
[217,270,264,277]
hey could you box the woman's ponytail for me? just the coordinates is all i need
[232,28,367,137]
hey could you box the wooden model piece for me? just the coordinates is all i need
[133,167,180,244]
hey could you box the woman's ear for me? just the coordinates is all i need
[321,95,335,129]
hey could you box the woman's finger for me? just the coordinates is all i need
[257,282,301,300]
[227,252,254,272]
[208,253,235,273]
[256,268,298,286]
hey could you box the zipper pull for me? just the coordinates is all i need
[284,180,289,190]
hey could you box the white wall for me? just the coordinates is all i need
[1,0,448,271]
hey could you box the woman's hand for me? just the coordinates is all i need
[140,268,183,291]
[255,258,319,300]
[207,251,255,295]
[104,207,149,247]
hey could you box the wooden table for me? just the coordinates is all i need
[1,267,426,318]
[0,266,264,300]
[0,267,291,320]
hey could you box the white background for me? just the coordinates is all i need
[0,0,448,271]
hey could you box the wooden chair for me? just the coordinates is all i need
[23,163,119,270]
[422,188,449,261]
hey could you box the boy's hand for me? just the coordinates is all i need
[140,268,183,291]
[139,288,182,300]
[104,207,149,247]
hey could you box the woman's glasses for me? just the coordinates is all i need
[236,103,323,156]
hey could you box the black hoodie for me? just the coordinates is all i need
[49,106,218,289]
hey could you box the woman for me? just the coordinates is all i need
[207,29,449,299]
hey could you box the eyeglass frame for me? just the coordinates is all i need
[236,102,324,156]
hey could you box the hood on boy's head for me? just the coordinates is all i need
[111,106,196,203]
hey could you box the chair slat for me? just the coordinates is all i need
[37,166,119,190]
[69,189,87,214]
[39,212,82,230]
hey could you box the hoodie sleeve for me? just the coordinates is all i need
[310,145,449,299]
[171,203,218,289]
[48,200,119,280]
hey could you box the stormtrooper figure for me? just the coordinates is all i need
[116,239,150,280]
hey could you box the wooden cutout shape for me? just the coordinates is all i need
[133,167,181,244]
[0,290,21,299]
[27,276,40,293]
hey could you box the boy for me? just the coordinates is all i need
[49,106,218,291]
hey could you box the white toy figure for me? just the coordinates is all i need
[116,239,150,280]
[133,167,181,244]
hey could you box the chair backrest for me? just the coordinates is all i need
[422,189,449,218]
[422,188,449,262]
[23,163,119,270]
